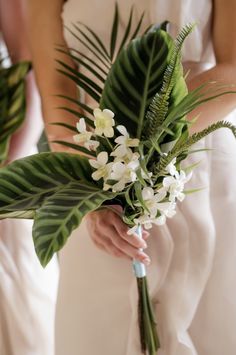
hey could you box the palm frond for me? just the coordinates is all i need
[64,26,111,70]
[56,94,94,116]
[56,60,102,101]
[56,106,94,126]
[110,2,119,60]
[131,12,145,39]
[52,140,96,157]
[67,47,109,76]
[76,22,110,59]
[117,5,134,55]
[72,23,111,63]
[56,48,106,84]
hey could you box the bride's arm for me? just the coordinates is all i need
[26,0,78,150]
[187,0,236,133]
[0,0,42,161]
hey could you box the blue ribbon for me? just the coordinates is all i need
[132,225,146,278]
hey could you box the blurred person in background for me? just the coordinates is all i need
[0,1,58,354]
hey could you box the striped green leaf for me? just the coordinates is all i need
[100,27,174,138]
[0,152,94,214]
[33,182,115,266]
[0,60,31,164]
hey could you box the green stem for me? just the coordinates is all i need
[136,277,160,355]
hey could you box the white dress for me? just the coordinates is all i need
[55,1,236,354]
[0,73,59,355]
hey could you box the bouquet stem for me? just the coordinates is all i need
[133,226,160,354]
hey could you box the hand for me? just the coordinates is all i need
[86,207,151,265]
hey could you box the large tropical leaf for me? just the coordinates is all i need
[0,60,31,164]
[0,152,94,215]
[33,181,115,266]
[100,27,176,138]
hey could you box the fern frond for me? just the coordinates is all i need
[153,121,236,178]
[143,23,195,139]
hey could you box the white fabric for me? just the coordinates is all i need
[0,220,59,355]
[56,1,236,354]
[0,72,59,355]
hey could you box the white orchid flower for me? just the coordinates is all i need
[94,108,115,137]
[89,152,112,181]
[111,146,133,159]
[157,201,177,218]
[127,215,154,235]
[139,187,167,217]
[73,118,99,151]
[111,125,139,158]
[166,157,178,177]
[115,125,140,146]
[110,158,139,192]
[113,151,140,164]
[163,170,192,202]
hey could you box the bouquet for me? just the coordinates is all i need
[0,56,30,165]
[0,5,235,354]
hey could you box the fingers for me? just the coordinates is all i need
[86,210,151,265]
[109,226,151,264]
[111,212,147,249]
[93,235,130,259]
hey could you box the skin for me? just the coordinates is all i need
[0,0,42,162]
[26,0,236,264]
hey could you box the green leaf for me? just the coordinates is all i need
[65,47,109,76]
[0,209,35,219]
[0,137,10,164]
[76,22,110,60]
[52,140,96,157]
[144,24,194,141]
[0,60,31,163]
[65,26,111,70]
[50,121,78,133]
[57,66,101,103]
[56,95,94,115]
[117,5,134,55]
[110,2,119,60]
[134,182,149,213]
[100,26,174,138]
[33,181,116,266]
[56,106,94,127]
[154,120,236,178]
[0,152,94,214]
[72,23,111,63]
[56,48,106,84]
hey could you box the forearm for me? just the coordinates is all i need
[26,0,79,145]
[187,63,236,133]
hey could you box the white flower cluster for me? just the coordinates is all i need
[74,108,141,192]
[73,108,115,150]
[128,159,192,234]
[88,123,141,192]
[74,108,192,232]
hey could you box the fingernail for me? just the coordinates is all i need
[143,231,150,237]
[142,257,151,266]
[140,241,147,249]
[138,252,151,265]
